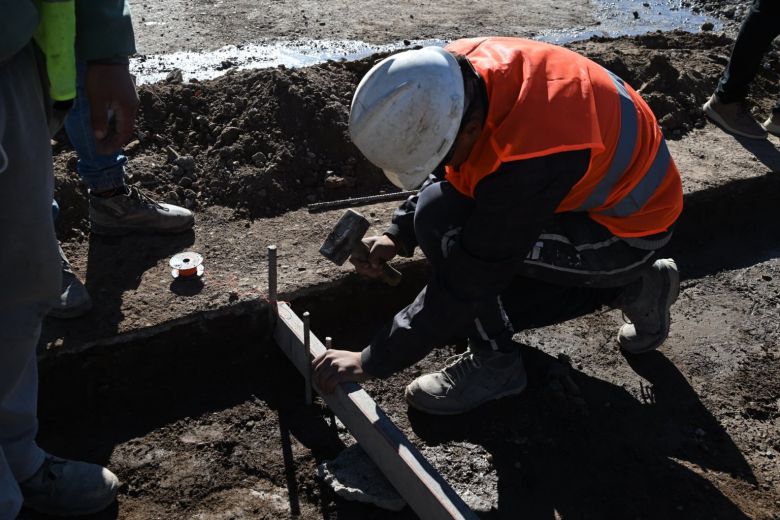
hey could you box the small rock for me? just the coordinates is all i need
[165,145,180,163]
[701,22,714,32]
[124,139,141,154]
[762,275,772,281]
[178,176,193,188]
[632,11,639,19]
[251,151,267,166]
[216,59,235,71]
[165,68,184,84]
[174,155,196,174]
[216,126,241,147]
[228,291,239,303]
[325,175,348,189]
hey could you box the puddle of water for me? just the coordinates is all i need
[131,39,444,85]
[130,0,719,85]
[538,0,720,44]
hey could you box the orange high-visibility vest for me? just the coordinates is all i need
[444,37,683,238]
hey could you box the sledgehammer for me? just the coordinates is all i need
[319,209,402,286]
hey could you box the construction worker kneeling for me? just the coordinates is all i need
[312,37,683,416]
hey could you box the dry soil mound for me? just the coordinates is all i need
[53,31,780,232]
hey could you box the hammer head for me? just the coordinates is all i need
[319,209,370,266]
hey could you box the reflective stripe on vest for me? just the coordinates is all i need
[576,70,637,211]
[578,69,671,217]
[599,139,671,217]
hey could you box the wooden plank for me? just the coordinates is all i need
[273,302,477,520]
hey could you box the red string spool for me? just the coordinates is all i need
[170,252,204,279]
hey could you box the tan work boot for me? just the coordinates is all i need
[763,112,780,137]
[703,94,767,139]
[618,258,680,354]
[89,186,194,236]
[405,346,527,415]
[20,454,119,516]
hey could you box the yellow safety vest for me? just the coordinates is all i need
[33,0,77,101]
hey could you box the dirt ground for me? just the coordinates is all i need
[130,0,596,54]
[24,0,780,518]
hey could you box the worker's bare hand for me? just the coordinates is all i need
[349,234,398,279]
[85,62,139,154]
[312,349,368,393]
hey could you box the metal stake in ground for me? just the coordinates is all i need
[268,244,277,305]
[303,311,313,406]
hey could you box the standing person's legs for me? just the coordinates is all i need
[64,62,127,193]
[1,44,121,516]
[0,44,62,519]
[63,62,193,236]
[715,0,780,104]
[0,308,49,499]
[705,0,780,138]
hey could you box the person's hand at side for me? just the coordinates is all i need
[312,349,369,393]
[349,234,398,279]
[85,61,139,154]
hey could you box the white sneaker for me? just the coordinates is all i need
[20,454,119,516]
[703,94,767,139]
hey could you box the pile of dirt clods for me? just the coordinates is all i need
[53,31,780,225]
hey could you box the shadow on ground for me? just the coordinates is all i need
[407,347,754,519]
[39,230,195,349]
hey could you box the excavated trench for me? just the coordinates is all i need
[29,171,780,519]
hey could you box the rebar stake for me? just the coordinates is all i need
[267,245,277,305]
[303,311,313,405]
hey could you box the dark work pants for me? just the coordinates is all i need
[414,181,668,353]
[715,0,780,113]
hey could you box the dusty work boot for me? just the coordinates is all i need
[48,245,92,319]
[763,112,780,137]
[405,346,527,415]
[19,454,119,516]
[618,258,680,354]
[89,186,194,236]
[703,94,767,139]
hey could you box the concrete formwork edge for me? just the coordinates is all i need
[272,301,478,520]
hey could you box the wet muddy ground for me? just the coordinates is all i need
[24,0,780,518]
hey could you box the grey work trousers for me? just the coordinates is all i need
[0,44,61,518]
[414,180,669,353]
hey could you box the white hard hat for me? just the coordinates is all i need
[349,47,465,190]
